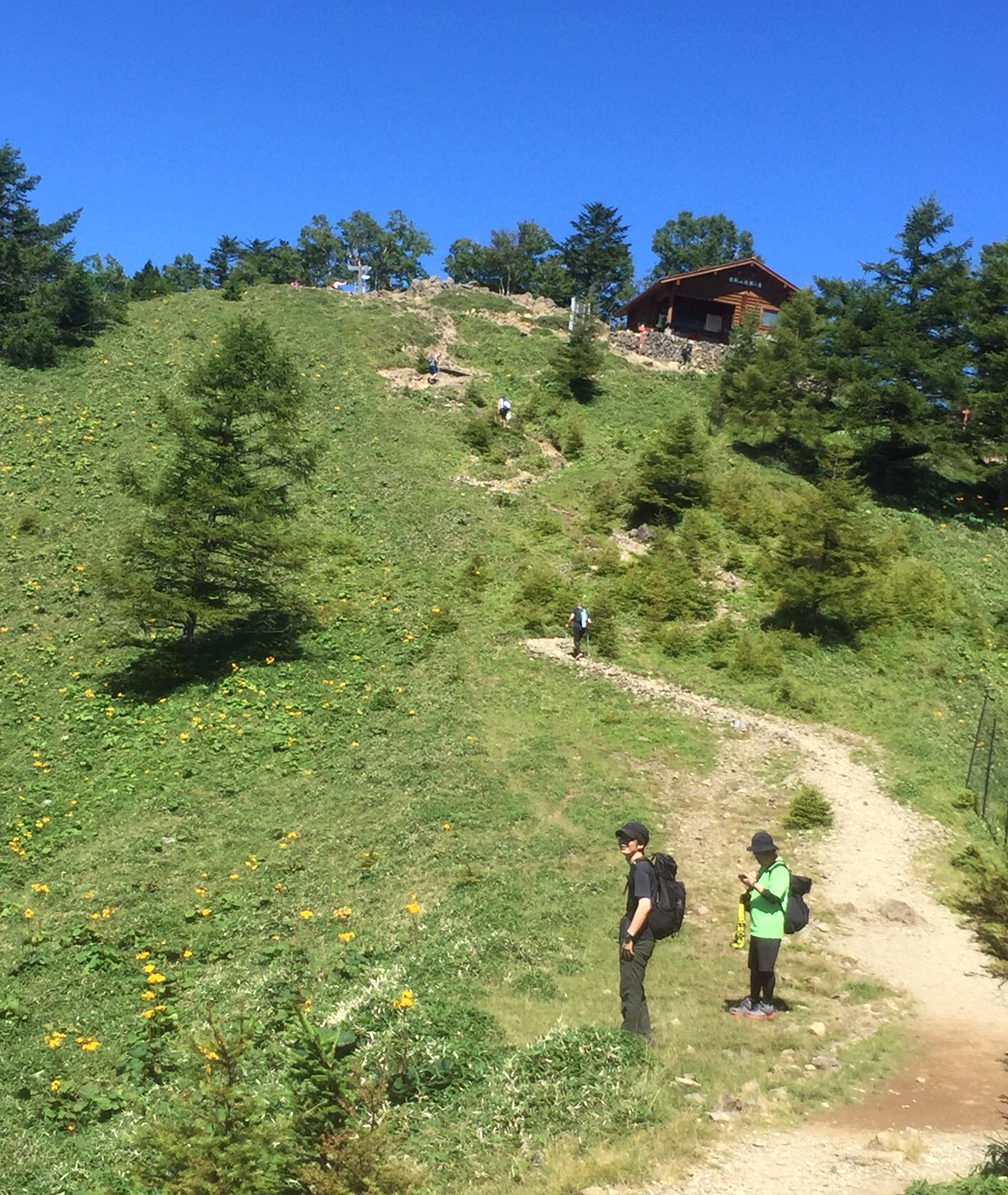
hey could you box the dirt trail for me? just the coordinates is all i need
[525,639,1008,1195]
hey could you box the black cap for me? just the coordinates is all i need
[616,821,650,846]
[748,830,778,854]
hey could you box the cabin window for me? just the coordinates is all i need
[760,309,779,327]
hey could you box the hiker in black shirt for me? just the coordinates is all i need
[616,820,656,1039]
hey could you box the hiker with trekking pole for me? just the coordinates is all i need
[567,601,591,659]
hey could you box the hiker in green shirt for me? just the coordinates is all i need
[730,830,789,1020]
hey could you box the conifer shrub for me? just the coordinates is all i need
[460,412,495,455]
[630,413,711,526]
[783,783,834,830]
[876,557,953,629]
[584,592,619,657]
[677,507,724,570]
[592,539,623,576]
[587,474,630,530]
[713,463,791,539]
[729,632,785,679]
[657,622,703,658]
[517,564,566,633]
[619,542,713,624]
[777,673,820,715]
[564,416,585,459]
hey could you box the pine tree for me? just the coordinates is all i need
[0,143,116,367]
[765,449,882,638]
[818,197,974,485]
[550,316,606,402]
[561,202,634,319]
[102,319,318,644]
[630,412,711,525]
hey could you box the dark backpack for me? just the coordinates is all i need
[784,873,812,934]
[648,852,686,939]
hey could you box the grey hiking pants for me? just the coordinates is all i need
[619,933,655,1039]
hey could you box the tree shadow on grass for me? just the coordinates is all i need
[105,612,311,702]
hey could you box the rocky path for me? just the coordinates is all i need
[525,639,1008,1195]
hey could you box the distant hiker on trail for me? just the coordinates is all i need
[680,339,693,366]
[428,351,440,381]
[567,602,591,659]
[616,821,656,1039]
[730,830,790,1020]
[497,394,512,422]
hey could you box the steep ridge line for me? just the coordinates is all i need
[525,638,1008,1195]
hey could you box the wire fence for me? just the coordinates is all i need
[966,694,1008,847]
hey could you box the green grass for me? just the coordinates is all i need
[0,283,1005,1193]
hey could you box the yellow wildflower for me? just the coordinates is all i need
[44,1031,66,1049]
[392,988,415,1011]
[299,909,314,919]
[333,906,352,919]
[338,931,355,943]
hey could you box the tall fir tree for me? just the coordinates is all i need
[561,202,634,319]
[102,319,318,644]
[818,196,974,485]
[0,143,115,367]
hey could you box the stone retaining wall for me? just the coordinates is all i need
[610,328,730,371]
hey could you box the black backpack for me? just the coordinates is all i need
[648,852,686,939]
[784,873,812,934]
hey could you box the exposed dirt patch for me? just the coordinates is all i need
[611,530,650,560]
[525,638,1008,1194]
[454,470,541,494]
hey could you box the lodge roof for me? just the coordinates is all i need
[614,257,799,316]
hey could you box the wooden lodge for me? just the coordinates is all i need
[615,258,798,343]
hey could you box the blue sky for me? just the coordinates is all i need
[5,0,1006,289]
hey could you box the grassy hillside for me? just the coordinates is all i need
[1,284,1006,1195]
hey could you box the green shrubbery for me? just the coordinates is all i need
[783,783,835,830]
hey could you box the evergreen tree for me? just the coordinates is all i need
[102,319,318,644]
[235,237,277,284]
[765,450,882,638]
[970,240,1008,506]
[204,234,242,288]
[561,202,634,319]
[0,143,115,367]
[971,240,1008,438]
[550,316,606,402]
[131,259,174,300]
[266,240,303,284]
[719,290,833,469]
[650,211,755,278]
[818,196,974,481]
[630,412,711,525]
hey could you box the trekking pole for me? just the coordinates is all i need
[585,631,591,659]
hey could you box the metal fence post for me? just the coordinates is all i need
[982,715,996,827]
[967,693,989,806]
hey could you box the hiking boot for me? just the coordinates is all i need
[728,997,754,1016]
[746,1002,775,1020]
